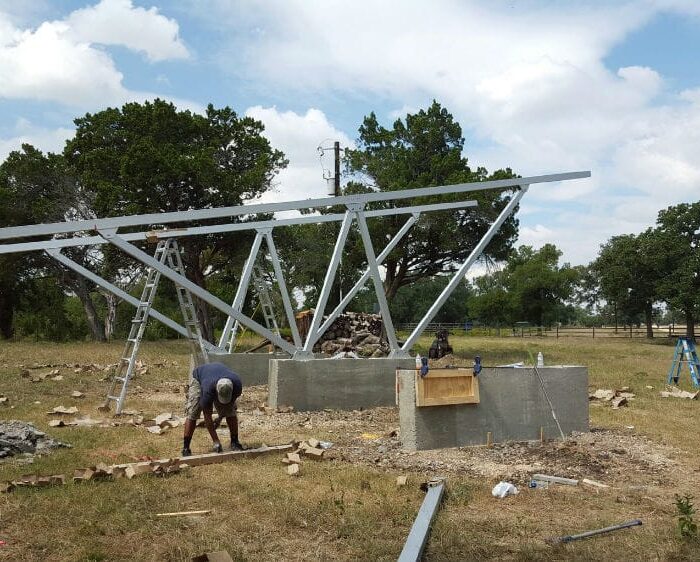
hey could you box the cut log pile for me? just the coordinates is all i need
[315,312,388,357]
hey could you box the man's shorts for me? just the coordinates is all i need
[185,377,237,421]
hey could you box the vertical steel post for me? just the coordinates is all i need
[351,205,400,354]
[317,213,419,336]
[218,232,264,349]
[263,229,302,348]
[402,186,528,351]
[302,211,354,353]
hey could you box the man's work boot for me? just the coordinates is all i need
[230,439,244,451]
[181,447,192,457]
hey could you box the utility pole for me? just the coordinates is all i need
[334,141,341,196]
[334,141,343,301]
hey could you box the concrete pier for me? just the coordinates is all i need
[398,366,589,450]
[209,352,289,386]
[269,357,415,411]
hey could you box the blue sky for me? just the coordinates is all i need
[1,0,699,266]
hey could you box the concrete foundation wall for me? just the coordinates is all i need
[209,352,289,386]
[398,366,588,451]
[269,357,415,411]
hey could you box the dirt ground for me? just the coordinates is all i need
[2,338,700,560]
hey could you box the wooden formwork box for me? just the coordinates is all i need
[413,368,480,407]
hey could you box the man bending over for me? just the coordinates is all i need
[182,362,243,456]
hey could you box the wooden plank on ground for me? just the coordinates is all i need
[112,444,293,471]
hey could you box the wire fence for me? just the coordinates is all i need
[395,323,699,339]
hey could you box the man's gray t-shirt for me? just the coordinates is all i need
[193,363,242,410]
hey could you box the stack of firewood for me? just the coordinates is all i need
[315,312,389,357]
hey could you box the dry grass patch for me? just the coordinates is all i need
[1,337,700,560]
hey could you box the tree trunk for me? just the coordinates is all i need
[72,278,106,341]
[645,301,654,339]
[0,289,14,339]
[102,292,119,340]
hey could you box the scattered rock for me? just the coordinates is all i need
[660,386,699,400]
[47,406,79,415]
[70,391,85,399]
[0,420,69,460]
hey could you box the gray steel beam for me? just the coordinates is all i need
[45,249,215,351]
[397,480,446,562]
[352,206,401,354]
[264,230,302,348]
[0,200,478,255]
[0,172,589,240]
[301,211,354,354]
[99,229,297,355]
[316,213,419,340]
[218,232,263,349]
[401,187,529,351]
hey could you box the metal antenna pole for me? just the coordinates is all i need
[532,364,566,440]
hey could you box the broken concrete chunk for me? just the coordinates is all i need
[147,426,167,435]
[307,438,320,448]
[48,420,65,428]
[396,475,408,487]
[52,375,64,381]
[70,391,85,399]
[287,463,300,476]
[286,452,301,463]
[590,389,616,401]
[154,412,172,426]
[660,387,699,400]
[611,396,627,409]
[47,406,78,415]
[301,447,324,459]
[0,396,8,404]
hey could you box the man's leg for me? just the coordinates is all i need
[226,414,243,450]
[182,378,202,456]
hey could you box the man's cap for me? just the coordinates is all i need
[216,378,234,404]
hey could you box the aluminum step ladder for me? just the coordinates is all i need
[225,263,280,352]
[668,336,700,387]
[101,238,208,414]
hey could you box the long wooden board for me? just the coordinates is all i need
[111,444,293,470]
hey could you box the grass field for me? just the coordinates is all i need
[1,336,700,561]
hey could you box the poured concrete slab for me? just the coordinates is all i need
[209,351,289,386]
[269,357,415,411]
[398,366,588,450]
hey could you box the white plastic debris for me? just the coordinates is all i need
[492,481,519,498]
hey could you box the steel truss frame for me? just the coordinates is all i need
[0,171,590,358]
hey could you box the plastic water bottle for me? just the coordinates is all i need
[415,354,422,370]
[537,352,544,368]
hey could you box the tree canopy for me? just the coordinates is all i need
[64,99,288,341]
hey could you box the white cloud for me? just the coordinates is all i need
[66,0,189,62]
[0,118,74,161]
[0,1,190,107]
[198,0,700,264]
[245,106,354,203]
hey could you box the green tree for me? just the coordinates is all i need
[64,99,287,342]
[468,244,578,327]
[344,101,519,302]
[651,202,700,340]
[593,232,662,338]
[0,145,79,338]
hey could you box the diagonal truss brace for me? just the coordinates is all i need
[98,229,297,356]
[45,248,215,351]
[218,228,302,351]
[401,185,529,351]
